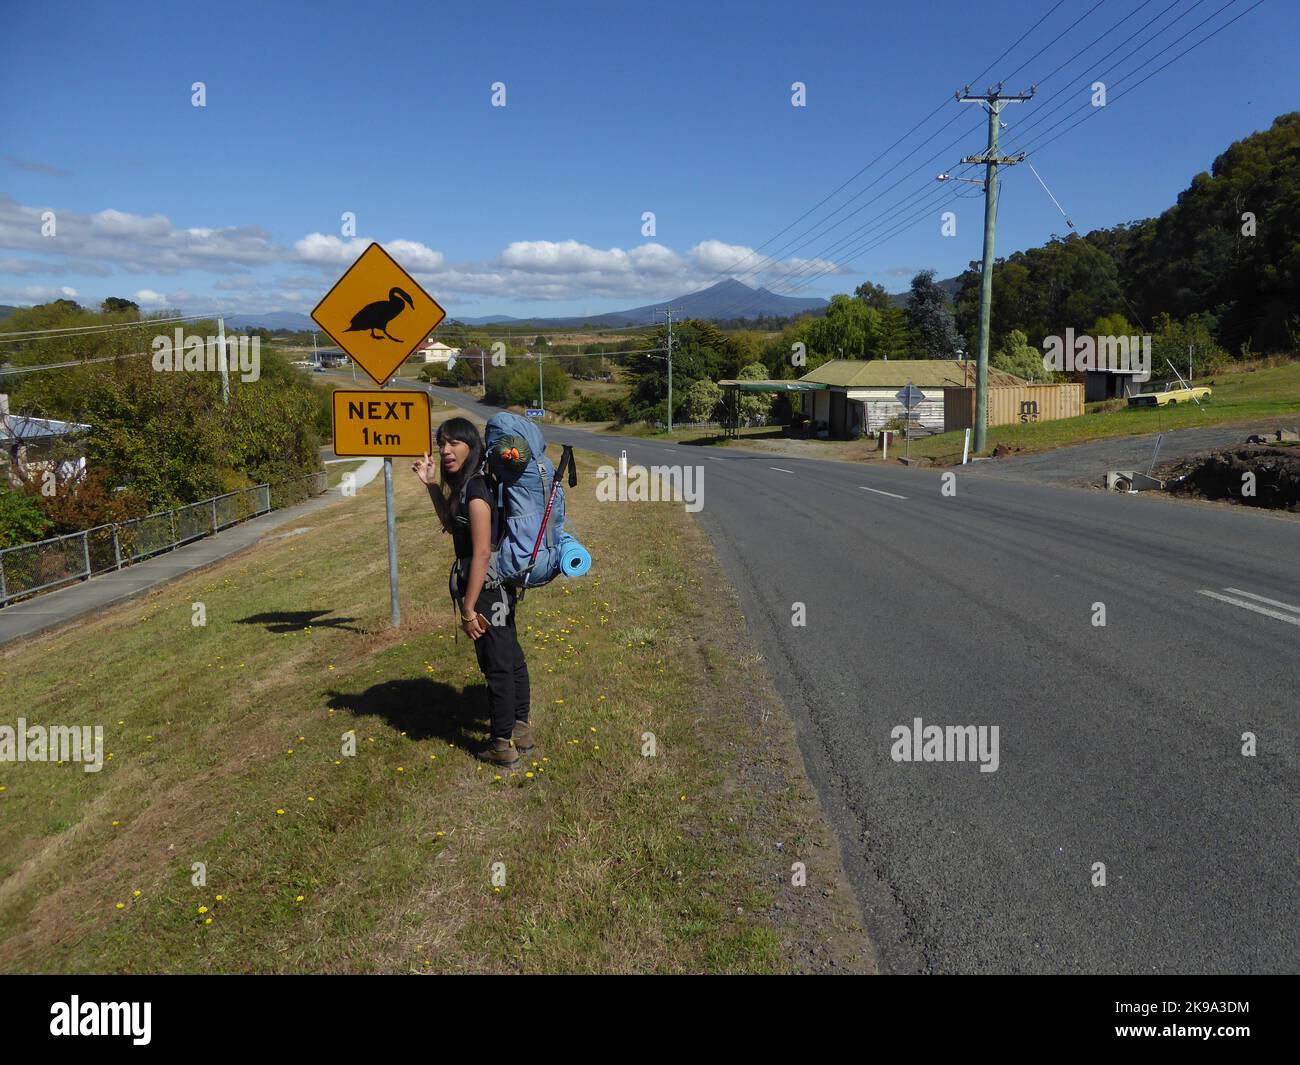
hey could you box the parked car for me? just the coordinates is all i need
[1128,382,1212,407]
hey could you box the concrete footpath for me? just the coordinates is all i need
[0,458,382,648]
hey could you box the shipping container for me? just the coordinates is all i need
[943,383,1084,431]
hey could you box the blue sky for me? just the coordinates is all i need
[0,0,1294,320]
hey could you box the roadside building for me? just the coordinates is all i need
[796,359,1027,438]
[415,340,460,364]
[1078,366,1149,402]
[0,394,91,487]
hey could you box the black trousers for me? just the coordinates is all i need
[470,584,531,740]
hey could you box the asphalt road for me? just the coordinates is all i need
[411,381,1300,974]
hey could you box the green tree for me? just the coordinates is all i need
[683,378,722,423]
[735,361,773,425]
[853,280,893,311]
[906,271,964,358]
[990,329,1055,382]
[0,484,52,548]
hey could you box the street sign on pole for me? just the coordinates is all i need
[895,383,926,465]
[895,383,927,410]
[310,242,446,387]
[313,244,447,629]
[524,408,544,418]
[330,390,432,457]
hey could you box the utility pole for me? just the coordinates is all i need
[958,83,1032,453]
[217,316,230,405]
[662,308,676,432]
[538,348,544,414]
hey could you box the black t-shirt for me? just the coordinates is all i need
[451,474,499,559]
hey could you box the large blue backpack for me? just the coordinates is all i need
[472,412,588,591]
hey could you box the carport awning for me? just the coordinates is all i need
[717,380,827,393]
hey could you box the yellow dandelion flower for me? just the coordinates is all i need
[276,809,285,815]
[205,917,213,925]
[295,895,305,903]
[111,820,119,827]
[215,895,223,901]
[435,831,444,839]
[198,906,208,914]
[396,767,405,773]
[115,903,125,910]
[307,796,315,802]
[525,771,535,779]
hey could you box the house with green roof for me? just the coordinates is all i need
[796,359,1026,438]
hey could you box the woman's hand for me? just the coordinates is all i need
[461,611,488,640]
[412,452,440,486]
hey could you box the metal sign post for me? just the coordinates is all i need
[383,455,400,628]
[312,242,448,629]
[895,383,927,466]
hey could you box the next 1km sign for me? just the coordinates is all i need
[331,390,431,457]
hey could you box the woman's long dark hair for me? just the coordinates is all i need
[435,417,484,517]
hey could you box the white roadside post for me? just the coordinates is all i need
[962,428,971,465]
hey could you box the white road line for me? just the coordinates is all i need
[1198,590,1300,628]
[859,486,908,500]
[770,466,795,473]
[1223,588,1300,616]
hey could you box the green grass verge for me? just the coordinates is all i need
[0,433,866,973]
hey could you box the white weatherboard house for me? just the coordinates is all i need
[797,359,1026,438]
[415,341,460,364]
[0,393,91,487]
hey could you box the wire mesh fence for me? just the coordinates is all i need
[0,474,325,608]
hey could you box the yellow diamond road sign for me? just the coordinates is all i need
[311,242,446,387]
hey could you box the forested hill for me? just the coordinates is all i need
[954,112,1299,353]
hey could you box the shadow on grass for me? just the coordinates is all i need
[326,678,490,748]
[238,610,364,634]
[677,427,789,447]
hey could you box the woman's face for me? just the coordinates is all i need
[438,435,470,474]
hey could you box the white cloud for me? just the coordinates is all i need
[0,284,78,302]
[689,239,761,274]
[0,195,844,312]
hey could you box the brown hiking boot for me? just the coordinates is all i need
[512,721,534,754]
[478,737,519,770]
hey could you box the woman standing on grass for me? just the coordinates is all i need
[412,417,532,771]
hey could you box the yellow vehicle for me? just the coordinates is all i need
[1127,382,1212,407]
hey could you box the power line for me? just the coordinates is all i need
[662,2,1081,304]
[0,312,216,344]
[1013,0,1263,160]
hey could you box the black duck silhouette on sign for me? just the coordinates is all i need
[347,286,415,342]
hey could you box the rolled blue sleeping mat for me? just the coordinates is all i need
[558,534,591,577]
